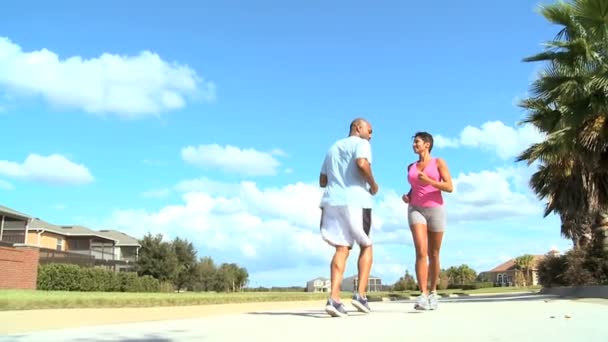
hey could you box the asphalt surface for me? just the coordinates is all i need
[2,293,607,342]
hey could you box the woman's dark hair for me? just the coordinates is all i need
[413,131,434,152]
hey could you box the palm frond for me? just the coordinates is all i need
[539,2,577,41]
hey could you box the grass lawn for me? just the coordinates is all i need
[0,286,541,311]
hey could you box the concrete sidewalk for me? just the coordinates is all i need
[2,294,607,342]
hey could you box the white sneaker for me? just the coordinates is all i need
[428,292,439,310]
[414,294,431,310]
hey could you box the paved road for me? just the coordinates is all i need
[2,293,607,342]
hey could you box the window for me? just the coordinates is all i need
[56,238,63,251]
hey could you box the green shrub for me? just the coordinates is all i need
[37,264,83,291]
[449,282,494,290]
[537,247,606,287]
[37,264,161,292]
[537,253,567,287]
[158,281,174,293]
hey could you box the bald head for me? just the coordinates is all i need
[349,118,372,140]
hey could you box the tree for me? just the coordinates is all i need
[137,233,179,282]
[393,270,417,291]
[195,256,217,291]
[172,237,198,291]
[213,263,249,292]
[234,265,249,291]
[515,254,535,287]
[446,265,477,286]
[517,0,608,251]
[514,271,526,287]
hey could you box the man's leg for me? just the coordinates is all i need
[357,245,372,296]
[330,246,350,302]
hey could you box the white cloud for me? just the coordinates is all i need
[181,144,283,176]
[0,37,214,118]
[0,179,14,190]
[90,163,553,287]
[372,166,541,229]
[52,204,66,210]
[434,121,544,160]
[174,177,241,196]
[433,135,459,148]
[101,186,331,275]
[141,188,171,199]
[447,167,541,222]
[0,154,93,185]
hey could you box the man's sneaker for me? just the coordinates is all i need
[325,298,348,317]
[414,294,431,310]
[351,293,371,313]
[428,292,439,310]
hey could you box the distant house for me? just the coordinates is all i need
[478,249,560,286]
[0,205,31,244]
[1,203,140,272]
[26,219,118,261]
[306,277,330,292]
[97,229,141,262]
[341,275,382,292]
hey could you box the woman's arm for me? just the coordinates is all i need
[418,158,453,192]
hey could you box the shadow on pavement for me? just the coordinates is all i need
[3,334,178,342]
[247,308,427,318]
[247,309,379,319]
[75,335,174,342]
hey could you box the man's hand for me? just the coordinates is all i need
[369,182,379,195]
[401,194,410,203]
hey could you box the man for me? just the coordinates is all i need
[319,118,379,317]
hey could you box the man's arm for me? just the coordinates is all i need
[356,158,378,195]
[319,174,328,188]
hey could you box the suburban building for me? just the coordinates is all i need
[27,219,117,260]
[306,275,383,293]
[478,249,560,286]
[341,275,382,292]
[306,277,330,292]
[0,204,140,269]
[0,205,32,244]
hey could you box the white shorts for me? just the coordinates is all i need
[320,206,372,248]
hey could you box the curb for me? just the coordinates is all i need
[540,285,608,299]
[378,291,542,302]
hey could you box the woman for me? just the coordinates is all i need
[402,131,453,310]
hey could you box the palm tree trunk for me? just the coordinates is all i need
[595,211,608,252]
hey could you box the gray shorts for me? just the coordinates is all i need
[407,205,446,232]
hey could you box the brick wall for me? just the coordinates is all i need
[0,245,40,289]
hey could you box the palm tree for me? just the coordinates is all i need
[517,0,608,251]
[515,254,535,286]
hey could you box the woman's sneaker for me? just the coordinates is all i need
[414,294,431,310]
[325,298,348,317]
[351,293,371,313]
[428,292,439,310]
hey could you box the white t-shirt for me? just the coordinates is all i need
[320,136,373,208]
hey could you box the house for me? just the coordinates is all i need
[0,205,32,244]
[97,229,141,263]
[341,274,382,292]
[478,249,560,286]
[306,277,330,292]
[26,219,118,261]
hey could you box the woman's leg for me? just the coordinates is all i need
[428,231,444,292]
[410,223,429,295]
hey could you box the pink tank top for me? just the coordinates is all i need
[407,158,443,207]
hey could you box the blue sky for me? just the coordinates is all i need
[1,0,571,287]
